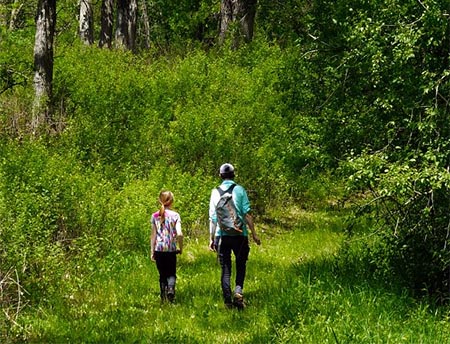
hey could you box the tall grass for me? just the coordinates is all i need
[7,208,450,343]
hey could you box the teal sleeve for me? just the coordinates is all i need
[235,185,251,215]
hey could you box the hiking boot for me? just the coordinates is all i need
[167,286,175,303]
[233,292,245,310]
[160,283,168,301]
[224,302,233,309]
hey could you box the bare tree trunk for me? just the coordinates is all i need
[79,0,94,45]
[1,1,12,29]
[139,0,151,50]
[0,3,7,30]
[99,0,114,48]
[127,0,137,51]
[115,0,127,49]
[32,0,56,135]
[9,0,24,31]
[115,0,137,51]
[238,0,257,43]
[219,0,257,48]
[219,0,233,45]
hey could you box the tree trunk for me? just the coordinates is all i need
[218,0,233,45]
[1,1,12,29]
[127,0,137,51]
[139,0,151,50]
[79,0,94,45]
[115,0,137,51]
[115,0,126,48]
[219,0,257,48]
[9,0,24,31]
[99,0,114,48]
[0,5,6,30]
[32,0,56,134]
[238,0,257,43]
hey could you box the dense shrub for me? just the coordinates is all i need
[262,0,450,300]
[0,142,113,304]
[54,42,308,202]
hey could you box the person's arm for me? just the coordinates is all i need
[150,221,157,261]
[245,213,261,245]
[176,218,183,254]
[209,189,218,251]
[238,186,260,245]
[209,220,217,251]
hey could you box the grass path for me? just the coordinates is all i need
[20,209,450,343]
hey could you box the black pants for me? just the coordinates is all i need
[217,235,250,303]
[154,251,177,296]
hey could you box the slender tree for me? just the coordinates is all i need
[139,0,150,50]
[79,0,94,45]
[126,0,137,51]
[0,6,6,30]
[9,0,24,30]
[99,0,114,48]
[239,0,257,42]
[115,0,127,48]
[32,0,56,134]
[115,0,137,51]
[1,1,11,29]
[219,0,257,48]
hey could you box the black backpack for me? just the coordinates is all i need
[215,184,244,235]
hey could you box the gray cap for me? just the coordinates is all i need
[219,163,234,174]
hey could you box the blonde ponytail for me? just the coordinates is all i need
[158,191,174,226]
[159,203,166,224]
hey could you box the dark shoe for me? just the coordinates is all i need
[167,286,175,303]
[233,292,245,310]
[160,283,168,301]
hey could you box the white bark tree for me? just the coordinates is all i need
[139,0,151,50]
[127,0,137,51]
[219,0,257,48]
[32,0,56,134]
[9,0,24,31]
[79,0,94,45]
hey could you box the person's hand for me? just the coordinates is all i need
[151,252,156,261]
[176,249,182,255]
[252,233,261,245]
[209,239,217,252]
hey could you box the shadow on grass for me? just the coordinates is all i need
[260,208,348,237]
[250,252,418,332]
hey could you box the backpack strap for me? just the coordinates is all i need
[217,183,236,196]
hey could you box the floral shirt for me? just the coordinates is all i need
[152,209,182,252]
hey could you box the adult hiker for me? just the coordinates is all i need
[151,190,183,303]
[209,163,261,309]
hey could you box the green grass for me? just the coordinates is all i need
[8,208,450,343]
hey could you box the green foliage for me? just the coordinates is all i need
[258,0,313,45]
[119,0,220,50]
[332,0,450,299]
[0,23,34,136]
[0,141,114,306]
[345,147,450,298]
[53,42,303,201]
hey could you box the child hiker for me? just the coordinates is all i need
[151,191,183,303]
